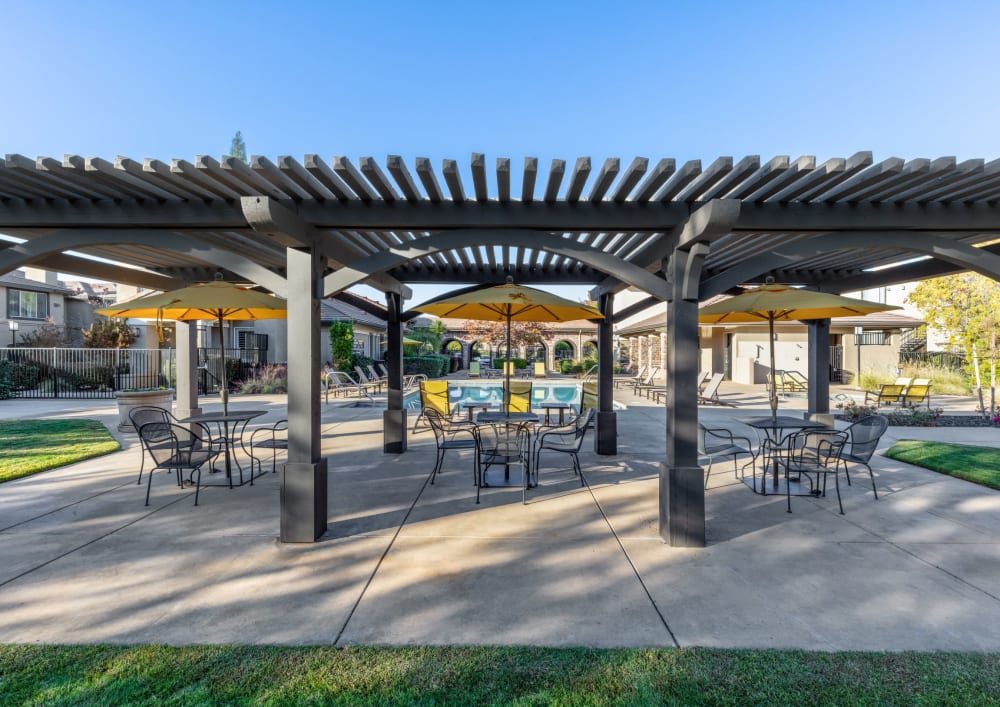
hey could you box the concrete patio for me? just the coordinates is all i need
[1,384,999,651]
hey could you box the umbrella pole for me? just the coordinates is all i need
[505,309,512,413]
[768,315,778,421]
[219,312,229,415]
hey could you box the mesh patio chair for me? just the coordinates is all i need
[504,380,533,413]
[473,416,532,504]
[530,408,594,493]
[424,408,477,487]
[129,405,173,485]
[137,422,220,506]
[414,380,457,431]
[838,414,888,499]
[772,428,850,514]
[250,419,288,476]
[698,423,756,488]
[129,405,219,485]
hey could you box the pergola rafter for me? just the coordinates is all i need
[3,150,1000,547]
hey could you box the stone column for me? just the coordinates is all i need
[173,321,201,420]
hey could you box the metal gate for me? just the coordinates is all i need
[0,348,176,399]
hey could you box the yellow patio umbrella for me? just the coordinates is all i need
[699,281,900,419]
[413,277,603,408]
[98,281,287,414]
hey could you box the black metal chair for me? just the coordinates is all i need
[424,408,476,487]
[839,414,888,499]
[698,423,756,488]
[472,417,533,504]
[773,429,849,514]
[129,406,172,486]
[136,422,220,506]
[250,419,288,477]
[531,408,594,491]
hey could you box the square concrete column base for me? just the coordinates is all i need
[658,462,706,547]
[594,411,617,455]
[383,409,408,453]
[280,459,328,542]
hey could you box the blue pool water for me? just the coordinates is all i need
[404,383,625,410]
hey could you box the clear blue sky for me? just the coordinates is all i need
[5,0,999,304]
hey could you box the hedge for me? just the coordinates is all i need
[403,354,450,378]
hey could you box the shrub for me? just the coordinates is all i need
[836,400,879,421]
[404,354,450,378]
[352,353,375,372]
[0,360,12,399]
[492,358,527,370]
[239,364,288,394]
[329,321,354,372]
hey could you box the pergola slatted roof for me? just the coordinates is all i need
[2,152,1000,304]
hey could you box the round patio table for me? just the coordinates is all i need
[741,415,827,494]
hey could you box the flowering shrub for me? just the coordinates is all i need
[239,364,287,394]
[884,407,944,427]
[835,400,879,421]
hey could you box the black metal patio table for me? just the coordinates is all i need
[741,415,827,494]
[178,409,267,488]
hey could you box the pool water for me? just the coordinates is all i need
[404,383,625,410]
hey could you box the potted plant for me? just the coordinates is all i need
[115,387,174,431]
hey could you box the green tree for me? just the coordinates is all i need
[82,319,137,348]
[406,319,448,354]
[907,273,1000,410]
[230,131,247,164]
[328,320,354,371]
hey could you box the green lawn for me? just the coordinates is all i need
[0,419,120,483]
[885,440,1000,491]
[0,645,998,705]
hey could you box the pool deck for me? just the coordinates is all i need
[1,381,998,650]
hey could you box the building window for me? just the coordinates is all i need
[7,289,48,320]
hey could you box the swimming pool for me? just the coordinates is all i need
[404,382,625,410]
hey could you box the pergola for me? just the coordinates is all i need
[3,151,1000,546]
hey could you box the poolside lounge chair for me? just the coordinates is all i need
[698,373,736,407]
[901,378,932,409]
[468,360,481,377]
[626,366,660,395]
[366,365,387,389]
[650,370,711,405]
[613,364,648,389]
[355,366,384,394]
[325,371,375,404]
[864,377,911,406]
[533,361,547,378]
[781,370,808,392]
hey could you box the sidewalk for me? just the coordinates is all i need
[0,388,998,650]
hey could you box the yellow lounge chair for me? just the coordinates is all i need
[901,378,932,409]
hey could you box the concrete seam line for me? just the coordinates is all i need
[333,462,435,646]
[0,491,194,589]
[581,471,681,648]
[836,509,1000,604]
[0,477,139,533]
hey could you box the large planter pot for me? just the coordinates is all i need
[115,389,175,432]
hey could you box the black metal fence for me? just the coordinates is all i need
[0,348,176,399]
[900,350,967,370]
[197,347,269,395]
